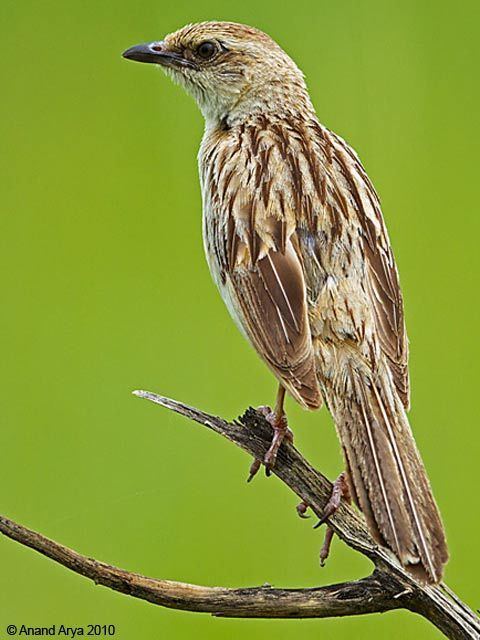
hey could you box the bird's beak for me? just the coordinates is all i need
[122,42,194,69]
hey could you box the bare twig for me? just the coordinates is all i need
[1,392,478,640]
[0,515,401,618]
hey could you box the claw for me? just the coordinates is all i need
[262,411,292,474]
[313,472,351,567]
[313,472,349,529]
[296,501,310,519]
[246,386,293,480]
[319,527,335,566]
[256,405,272,417]
[247,458,262,483]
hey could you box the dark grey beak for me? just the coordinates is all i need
[122,42,195,68]
[122,42,167,64]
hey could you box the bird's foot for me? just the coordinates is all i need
[296,500,310,519]
[296,500,336,564]
[313,472,351,566]
[319,527,335,566]
[247,406,293,482]
[313,471,350,529]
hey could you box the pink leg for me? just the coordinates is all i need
[319,527,335,566]
[314,472,351,566]
[247,386,293,481]
[313,471,350,529]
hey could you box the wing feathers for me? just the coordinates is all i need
[263,252,301,332]
[228,240,321,408]
[329,134,410,409]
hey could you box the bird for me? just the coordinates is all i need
[122,21,448,583]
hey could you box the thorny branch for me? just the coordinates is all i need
[0,391,478,639]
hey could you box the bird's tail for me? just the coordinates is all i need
[323,362,448,583]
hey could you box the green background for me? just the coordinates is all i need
[1,1,478,638]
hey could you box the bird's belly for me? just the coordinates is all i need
[202,211,251,343]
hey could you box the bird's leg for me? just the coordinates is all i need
[314,471,350,527]
[263,385,293,475]
[313,471,351,565]
[247,385,293,481]
[319,527,335,566]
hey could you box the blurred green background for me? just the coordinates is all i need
[1,0,478,638]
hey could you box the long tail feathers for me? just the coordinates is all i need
[325,366,448,583]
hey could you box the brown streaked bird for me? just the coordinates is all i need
[123,21,448,583]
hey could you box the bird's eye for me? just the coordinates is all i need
[196,41,217,59]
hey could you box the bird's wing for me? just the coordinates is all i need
[223,217,321,409]
[205,129,321,408]
[326,131,410,408]
[308,134,445,583]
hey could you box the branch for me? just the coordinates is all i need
[0,515,400,618]
[1,392,478,640]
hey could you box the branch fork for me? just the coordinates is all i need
[0,391,478,640]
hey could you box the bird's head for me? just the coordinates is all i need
[122,21,313,126]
